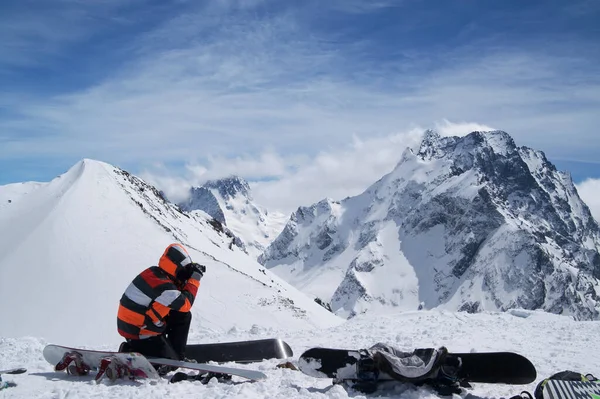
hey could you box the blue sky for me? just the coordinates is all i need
[1,0,600,210]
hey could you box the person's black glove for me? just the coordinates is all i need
[188,263,206,280]
[176,262,206,284]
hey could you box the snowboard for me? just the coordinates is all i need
[185,338,293,363]
[43,344,267,381]
[0,368,26,390]
[44,346,160,380]
[542,380,600,399]
[298,347,537,385]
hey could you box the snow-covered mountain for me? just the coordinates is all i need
[179,176,287,258]
[260,130,600,320]
[0,159,340,346]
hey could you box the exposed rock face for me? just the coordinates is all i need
[179,186,226,224]
[179,176,286,258]
[260,130,600,320]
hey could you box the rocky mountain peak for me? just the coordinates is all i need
[204,176,251,200]
[417,129,444,159]
[261,130,600,321]
[176,175,286,259]
[179,186,225,224]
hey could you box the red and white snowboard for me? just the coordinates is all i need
[44,345,160,381]
[43,344,267,382]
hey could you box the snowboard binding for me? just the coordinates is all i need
[333,350,381,394]
[96,355,153,382]
[96,356,130,382]
[335,347,466,395]
[54,351,91,376]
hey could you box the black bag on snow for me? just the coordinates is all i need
[512,370,598,399]
[534,371,598,399]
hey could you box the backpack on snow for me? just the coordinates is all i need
[512,371,599,399]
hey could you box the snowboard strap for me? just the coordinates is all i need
[54,351,91,376]
[357,349,380,382]
[359,344,464,395]
[368,344,450,382]
[509,391,535,399]
[96,355,155,382]
[96,356,131,382]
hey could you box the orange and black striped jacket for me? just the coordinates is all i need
[117,244,200,340]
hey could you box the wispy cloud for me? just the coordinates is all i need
[1,0,599,191]
[576,179,600,224]
[142,125,426,212]
[325,0,402,14]
[0,0,148,69]
[435,120,495,137]
[4,45,598,163]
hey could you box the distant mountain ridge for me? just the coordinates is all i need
[204,176,251,200]
[179,176,287,258]
[260,130,600,320]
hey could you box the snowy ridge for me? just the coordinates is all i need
[260,130,600,320]
[0,159,340,346]
[180,176,287,258]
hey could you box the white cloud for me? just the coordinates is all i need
[435,119,495,137]
[251,128,426,212]
[576,178,600,223]
[188,151,291,181]
[2,2,600,187]
[4,35,598,166]
[141,126,428,213]
[140,150,294,204]
[141,170,193,205]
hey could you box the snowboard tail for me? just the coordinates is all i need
[453,351,536,384]
[299,347,537,385]
[185,338,293,363]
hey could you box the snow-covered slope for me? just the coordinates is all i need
[1,309,598,398]
[260,130,600,320]
[0,159,340,346]
[179,176,287,258]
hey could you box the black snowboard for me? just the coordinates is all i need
[299,347,537,384]
[185,338,293,363]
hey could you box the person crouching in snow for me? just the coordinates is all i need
[116,243,205,373]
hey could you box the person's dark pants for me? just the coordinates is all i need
[124,311,192,361]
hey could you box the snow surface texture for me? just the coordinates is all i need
[179,176,287,259]
[1,310,599,398]
[260,130,600,320]
[0,160,340,345]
